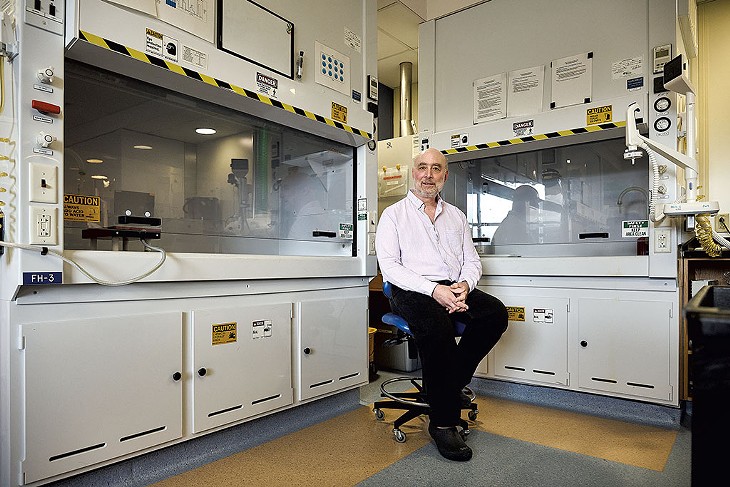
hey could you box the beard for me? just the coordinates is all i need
[412,180,442,199]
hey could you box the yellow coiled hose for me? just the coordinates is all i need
[695,214,727,257]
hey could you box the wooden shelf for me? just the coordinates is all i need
[679,255,730,400]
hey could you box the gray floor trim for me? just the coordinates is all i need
[468,377,683,429]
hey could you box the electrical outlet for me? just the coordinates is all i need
[716,213,729,233]
[654,228,671,253]
[29,205,57,245]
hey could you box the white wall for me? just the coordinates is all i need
[698,0,730,214]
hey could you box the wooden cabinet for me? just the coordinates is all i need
[679,255,730,400]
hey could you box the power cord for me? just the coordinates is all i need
[0,239,166,286]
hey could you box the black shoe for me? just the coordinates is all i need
[460,390,472,408]
[428,424,473,461]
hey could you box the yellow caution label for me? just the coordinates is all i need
[506,306,526,322]
[63,194,101,222]
[331,102,347,123]
[212,322,237,345]
[586,105,612,125]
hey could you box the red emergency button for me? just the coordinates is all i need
[32,100,61,114]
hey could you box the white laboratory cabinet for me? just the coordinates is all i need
[477,280,678,405]
[296,296,368,401]
[21,312,183,484]
[191,304,294,434]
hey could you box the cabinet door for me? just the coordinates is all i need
[577,298,673,400]
[191,303,293,433]
[296,296,368,401]
[22,312,183,484]
[489,295,570,385]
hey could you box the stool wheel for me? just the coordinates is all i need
[393,428,406,443]
[373,408,385,420]
[468,409,479,421]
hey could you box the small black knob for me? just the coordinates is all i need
[172,372,182,381]
[198,367,207,376]
[580,340,588,348]
[303,347,311,355]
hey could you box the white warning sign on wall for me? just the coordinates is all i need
[622,220,649,238]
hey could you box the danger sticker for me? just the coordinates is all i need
[506,306,526,322]
[212,322,237,345]
[533,308,554,324]
[252,320,272,339]
[332,102,348,123]
[586,105,612,125]
[63,194,100,222]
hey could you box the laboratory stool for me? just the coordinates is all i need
[372,281,479,443]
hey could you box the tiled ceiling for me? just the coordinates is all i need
[377,0,425,88]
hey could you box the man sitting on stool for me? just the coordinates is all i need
[375,148,508,461]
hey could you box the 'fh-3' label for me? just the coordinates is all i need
[212,322,237,345]
[23,272,62,285]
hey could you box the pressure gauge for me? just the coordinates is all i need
[654,96,671,112]
[654,117,671,132]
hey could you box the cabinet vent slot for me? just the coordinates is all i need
[310,379,334,388]
[120,426,166,443]
[208,404,243,417]
[339,372,360,381]
[533,369,555,376]
[252,394,281,405]
[627,381,655,389]
[591,377,617,384]
[49,442,105,462]
[504,366,525,371]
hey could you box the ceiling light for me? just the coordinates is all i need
[91,175,108,180]
[133,145,153,150]
[196,127,217,135]
[86,158,103,164]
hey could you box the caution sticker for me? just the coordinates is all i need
[506,306,526,322]
[63,194,100,222]
[212,322,237,346]
[332,102,347,123]
[586,105,612,125]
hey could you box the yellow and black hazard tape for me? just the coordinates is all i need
[78,31,372,140]
[441,121,626,155]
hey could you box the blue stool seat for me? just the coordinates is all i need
[374,281,478,443]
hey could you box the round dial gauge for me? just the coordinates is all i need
[654,117,671,132]
[654,96,671,112]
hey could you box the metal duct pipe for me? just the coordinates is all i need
[399,62,413,136]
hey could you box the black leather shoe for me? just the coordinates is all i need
[428,424,473,461]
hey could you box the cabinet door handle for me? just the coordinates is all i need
[172,371,182,381]
[303,347,311,355]
[580,340,588,348]
[198,367,207,376]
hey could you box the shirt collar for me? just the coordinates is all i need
[407,189,443,212]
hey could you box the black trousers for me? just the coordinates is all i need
[389,283,508,426]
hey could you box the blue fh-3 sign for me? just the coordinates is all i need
[23,272,62,285]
